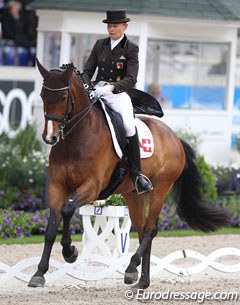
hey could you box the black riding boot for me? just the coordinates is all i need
[126,131,153,194]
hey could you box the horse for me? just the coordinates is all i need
[28,59,230,289]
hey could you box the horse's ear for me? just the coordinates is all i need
[61,63,74,84]
[36,58,50,80]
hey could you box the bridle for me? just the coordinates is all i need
[43,74,97,140]
[43,83,74,125]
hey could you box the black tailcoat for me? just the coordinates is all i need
[82,35,139,93]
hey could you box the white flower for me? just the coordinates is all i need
[231,163,239,170]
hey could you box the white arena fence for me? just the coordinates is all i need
[0,205,240,285]
[0,248,240,285]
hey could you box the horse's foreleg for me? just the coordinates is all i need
[60,185,99,262]
[60,196,78,263]
[28,209,60,287]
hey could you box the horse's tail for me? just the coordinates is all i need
[172,140,230,232]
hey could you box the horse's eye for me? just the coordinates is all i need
[61,96,67,103]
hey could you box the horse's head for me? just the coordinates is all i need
[36,58,74,145]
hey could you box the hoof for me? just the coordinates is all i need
[124,271,138,285]
[63,245,78,263]
[28,276,45,287]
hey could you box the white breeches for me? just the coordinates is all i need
[104,92,136,137]
[95,81,136,137]
[96,87,136,137]
[104,91,135,137]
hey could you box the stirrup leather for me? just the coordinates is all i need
[134,174,153,194]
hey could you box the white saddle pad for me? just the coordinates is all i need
[100,100,154,159]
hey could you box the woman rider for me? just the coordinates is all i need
[82,9,153,194]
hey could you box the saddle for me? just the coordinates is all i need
[97,90,162,200]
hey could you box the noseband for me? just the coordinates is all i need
[43,76,96,140]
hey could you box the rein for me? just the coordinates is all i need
[43,68,97,140]
[60,99,96,140]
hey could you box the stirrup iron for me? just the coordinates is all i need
[135,174,153,194]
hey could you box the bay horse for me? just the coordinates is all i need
[28,59,229,289]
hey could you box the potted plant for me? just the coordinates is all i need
[79,194,131,258]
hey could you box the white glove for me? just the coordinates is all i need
[94,85,114,98]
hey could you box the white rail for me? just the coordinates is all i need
[0,247,240,285]
[0,205,239,285]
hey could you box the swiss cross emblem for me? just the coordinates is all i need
[117,62,123,69]
[142,139,152,152]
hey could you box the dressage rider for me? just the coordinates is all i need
[82,9,153,194]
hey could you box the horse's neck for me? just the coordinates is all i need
[72,78,90,112]
[69,76,102,132]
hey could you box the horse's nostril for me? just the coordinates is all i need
[50,136,58,144]
[42,134,58,145]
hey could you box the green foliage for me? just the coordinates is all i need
[0,124,48,192]
[4,124,43,158]
[0,150,47,190]
[0,209,48,238]
[219,195,240,227]
[0,188,45,211]
[211,165,238,193]
[0,125,48,208]
[0,208,83,238]
[105,194,125,206]
[175,129,217,201]
[0,188,20,209]
[219,195,240,218]
[196,155,217,201]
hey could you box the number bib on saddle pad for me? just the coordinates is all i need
[99,99,154,159]
[136,117,154,158]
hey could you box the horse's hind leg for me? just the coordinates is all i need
[134,225,158,289]
[28,209,61,287]
[123,193,147,285]
[125,226,157,288]
[135,187,169,289]
[124,186,169,289]
[60,194,79,263]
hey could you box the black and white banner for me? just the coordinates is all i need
[0,81,35,138]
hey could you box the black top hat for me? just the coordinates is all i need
[102,10,131,23]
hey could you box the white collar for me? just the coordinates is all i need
[111,35,124,50]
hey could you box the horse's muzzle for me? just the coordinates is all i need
[42,134,59,145]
